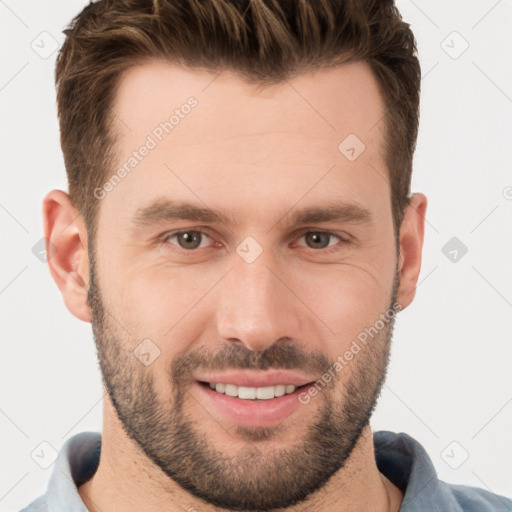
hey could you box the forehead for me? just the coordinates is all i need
[101,59,389,225]
[112,59,386,150]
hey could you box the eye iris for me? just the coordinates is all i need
[178,231,201,250]
[305,232,330,249]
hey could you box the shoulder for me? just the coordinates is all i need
[373,430,512,512]
[18,431,101,512]
[19,494,48,512]
[441,481,512,512]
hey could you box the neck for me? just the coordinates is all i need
[78,399,403,512]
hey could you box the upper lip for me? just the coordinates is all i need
[194,370,317,388]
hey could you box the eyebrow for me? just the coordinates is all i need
[131,198,372,230]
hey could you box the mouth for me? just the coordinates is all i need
[197,380,315,401]
[197,381,313,401]
[191,370,319,427]
[194,379,314,427]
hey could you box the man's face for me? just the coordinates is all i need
[88,60,399,509]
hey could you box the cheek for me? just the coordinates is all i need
[108,264,217,342]
[115,257,392,325]
[292,264,395,350]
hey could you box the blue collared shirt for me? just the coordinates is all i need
[20,430,512,511]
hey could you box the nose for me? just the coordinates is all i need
[215,249,302,352]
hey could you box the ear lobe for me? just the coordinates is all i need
[396,193,428,310]
[43,189,92,323]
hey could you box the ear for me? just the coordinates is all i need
[43,189,92,323]
[396,193,427,310]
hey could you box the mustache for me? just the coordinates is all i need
[171,340,331,386]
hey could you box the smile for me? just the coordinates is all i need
[203,382,299,400]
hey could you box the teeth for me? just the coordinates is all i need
[207,382,297,399]
[256,386,275,399]
[274,385,286,397]
[224,384,238,397]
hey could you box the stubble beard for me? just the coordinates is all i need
[87,251,399,511]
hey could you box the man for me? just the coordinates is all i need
[21,0,511,511]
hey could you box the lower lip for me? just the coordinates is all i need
[194,381,310,428]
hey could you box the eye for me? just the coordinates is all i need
[294,231,344,252]
[163,230,214,250]
[160,229,347,254]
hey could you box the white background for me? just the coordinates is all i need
[1,1,511,511]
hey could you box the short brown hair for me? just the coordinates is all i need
[56,0,421,243]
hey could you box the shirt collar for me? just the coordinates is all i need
[46,431,101,512]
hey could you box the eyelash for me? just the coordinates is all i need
[159,229,348,255]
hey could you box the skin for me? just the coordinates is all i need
[44,59,426,512]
